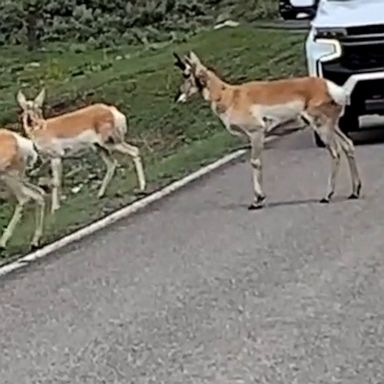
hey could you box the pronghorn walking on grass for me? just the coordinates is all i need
[173,51,362,209]
[0,129,45,249]
[16,88,147,213]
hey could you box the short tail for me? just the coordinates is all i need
[325,79,350,107]
[110,106,128,141]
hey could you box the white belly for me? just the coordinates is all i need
[59,130,99,151]
[251,100,305,127]
[36,130,101,157]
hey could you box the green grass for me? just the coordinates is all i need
[0,25,305,263]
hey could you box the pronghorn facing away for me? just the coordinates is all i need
[16,89,147,213]
[173,51,362,209]
[0,129,45,249]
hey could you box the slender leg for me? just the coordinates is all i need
[112,142,146,191]
[97,146,118,198]
[248,130,266,210]
[0,175,46,249]
[323,140,341,203]
[334,126,362,198]
[0,174,46,249]
[0,202,25,248]
[0,175,28,248]
[50,157,63,213]
[0,175,27,248]
[312,123,342,203]
[23,181,46,248]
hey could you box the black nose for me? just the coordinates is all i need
[26,114,33,127]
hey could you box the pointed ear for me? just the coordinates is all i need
[16,90,28,110]
[188,51,202,66]
[34,88,45,108]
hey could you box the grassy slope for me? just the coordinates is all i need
[0,25,305,263]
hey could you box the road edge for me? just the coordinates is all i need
[0,147,249,278]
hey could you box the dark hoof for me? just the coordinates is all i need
[349,183,362,200]
[320,197,330,204]
[248,195,266,210]
[248,203,264,210]
[134,189,149,197]
[30,244,39,252]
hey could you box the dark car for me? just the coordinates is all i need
[279,0,320,20]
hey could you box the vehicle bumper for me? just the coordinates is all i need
[322,64,384,115]
[306,34,384,115]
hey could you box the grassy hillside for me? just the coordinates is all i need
[0,25,305,263]
[0,0,279,47]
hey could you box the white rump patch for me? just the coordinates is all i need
[110,107,127,137]
[326,80,350,106]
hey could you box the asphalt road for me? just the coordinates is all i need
[2,125,384,383]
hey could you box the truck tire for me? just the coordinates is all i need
[280,9,296,20]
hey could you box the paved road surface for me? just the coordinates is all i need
[2,127,384,383]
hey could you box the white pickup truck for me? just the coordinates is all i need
[305,0,384,146]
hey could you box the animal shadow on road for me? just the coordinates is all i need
[219,195,352,211]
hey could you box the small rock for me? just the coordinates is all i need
[27,62,41,68]
[213,20,240,30]
[71,185,83,194]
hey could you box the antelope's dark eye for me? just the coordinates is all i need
[195,77,203,90]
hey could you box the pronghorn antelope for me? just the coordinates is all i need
[0,129,45,249]
[16,89,147,213]
[173,51,362,209]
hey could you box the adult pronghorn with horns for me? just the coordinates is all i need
[173,51,362,209]
[16,88,147,213]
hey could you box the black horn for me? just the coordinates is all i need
[173,52,186,70]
